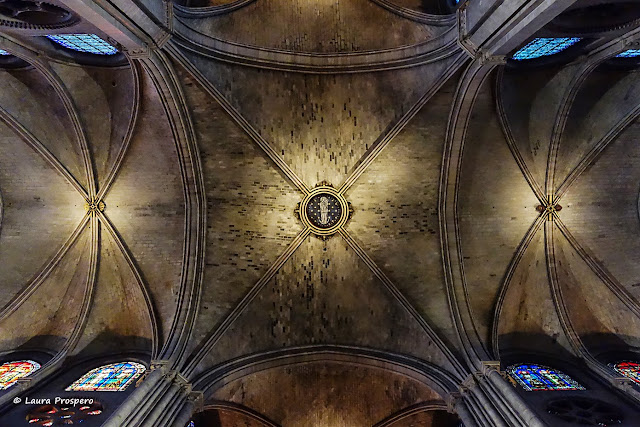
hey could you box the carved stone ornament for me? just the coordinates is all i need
[84,198,105,217]
[295,182,353,239]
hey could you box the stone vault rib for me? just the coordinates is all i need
[96,59,142,201]
[0,217,100,408]
[0,105,88,199]
[36,59,97,199]
[490,215,545,358]
[166,45,311,195]
[139,50,207,366]
[546,27,640,198]
[184,227,312,377]
[338,52,468,195]
[439,59,497,368]
[98,211,160,357]
[339,228,466,379]
[495,68,546,204]
[0,215,90,321]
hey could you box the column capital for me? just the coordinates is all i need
[457,0,578,57]
[445,391,464,413]
[459,373,478,394]
[123,46,151,60]
[150,359,170,373]
[612,376,635,390]
[173,371,192,394]
[15,377,33,391]
[477,50,507,65]
[480,360,502,375]
[187,390,204,412]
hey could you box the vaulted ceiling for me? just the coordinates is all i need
[1,0,640,425]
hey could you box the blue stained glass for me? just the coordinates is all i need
[46,34,118,55]
[616,49,640,58]
[507,364,585,391]
[0,49,9,55]
[65,362,145,392]
[512,38,581,60]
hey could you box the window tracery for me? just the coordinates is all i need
[0,360,40,390]
[610,361,640,384]
[507,364,585,391]
[26,402,103,426]
[65,362,145,392]
[46,34,117,55]
[512,38,581,60]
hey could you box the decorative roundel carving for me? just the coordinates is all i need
[26,401,104,425]
[0,0,77,28]
[546,397,623,426]
[296,183,352,238]
[306,193,342,229]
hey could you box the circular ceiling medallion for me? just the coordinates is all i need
[296,184,352,238]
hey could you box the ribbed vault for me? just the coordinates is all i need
[2,0,640,425]
[0,55,187,361]
[454,61,640,362]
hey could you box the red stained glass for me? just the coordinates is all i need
[612,361,640,384]
[0,360,40,390]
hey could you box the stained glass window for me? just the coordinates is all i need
[616,49,640,58]
[65,362,145,392]
[512,38,581,61]
[27,402,103,425]
[46,34,118,55]
[611,361,640,384]
[507,364,585,391]
[0,49,9,56]
[0,360,40,390]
